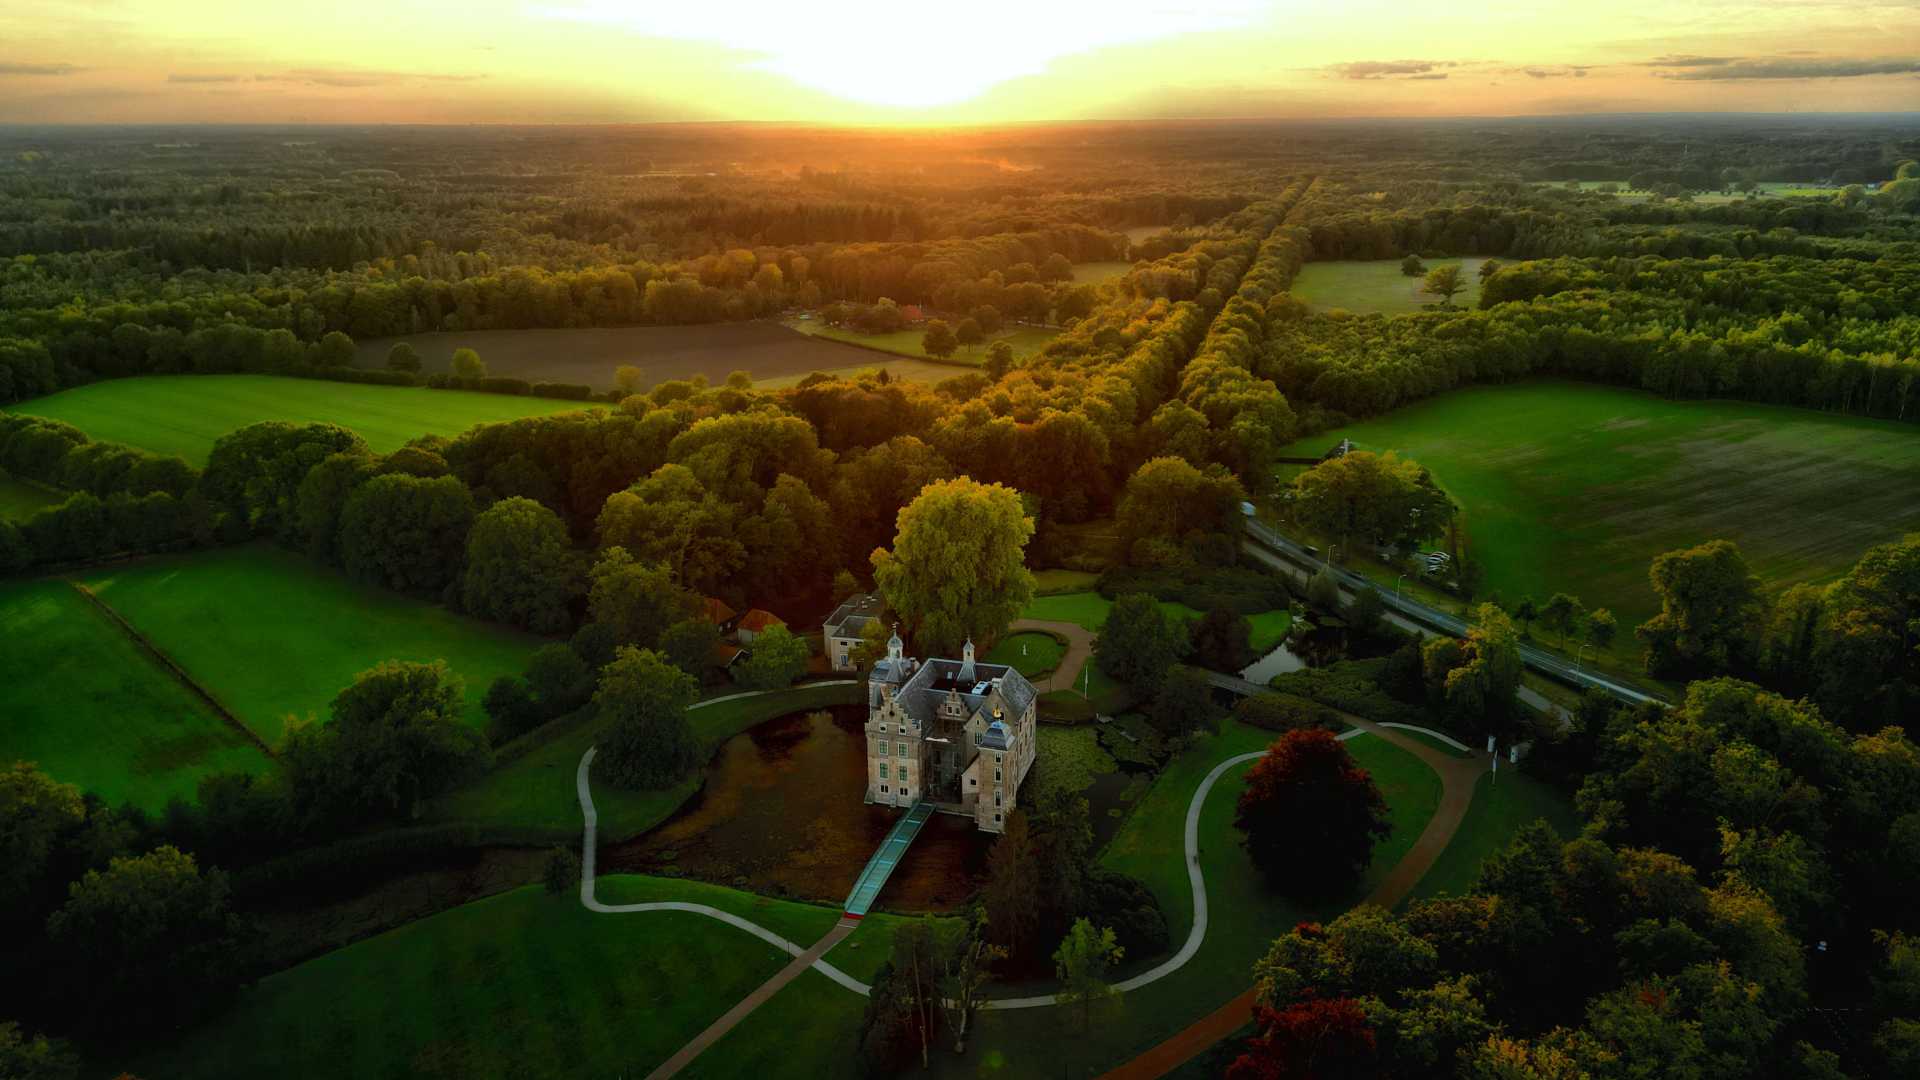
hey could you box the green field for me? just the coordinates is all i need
[1411,769,1577,901]
[0,579,270,809]
[79,546,544,745]
[1290,257,1490,315]
[787,319,1057,363]
[1246,609,1294,654]
[0,474,62,520]
[1019,590,1206,631]
[1275,381,1920,659]
[1071,260,1134,284]
[7,375,596,465]
[934,722,1440,1078]
[129,877,915,1080]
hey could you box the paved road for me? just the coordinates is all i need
[1009,617,1094,695]
[1241,519,1668,709]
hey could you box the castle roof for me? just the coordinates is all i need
[868,652,1037,730]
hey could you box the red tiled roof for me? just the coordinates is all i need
[736,608,785,632]
[703,597,737,624]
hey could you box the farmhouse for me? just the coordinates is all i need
[863,628,1037,834]
[734,608,784,645]
[821,592,885,671]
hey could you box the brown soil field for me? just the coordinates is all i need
[354,321,903,392]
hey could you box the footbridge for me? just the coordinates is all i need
[843,800,933,918]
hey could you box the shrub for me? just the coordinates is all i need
[1233,692,1340,733]
[1084,868,1170,958]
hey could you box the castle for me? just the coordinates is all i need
[864,627,1037,834]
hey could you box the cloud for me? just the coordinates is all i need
[0,61,81,76]
[1522,65,1592,79]
[1327,59,1457,80]
[1659,56,1920,80]
[168,73,241,84]
[1642,54,1739,68]
[1407,73,1449,81]
[252,68,487,87]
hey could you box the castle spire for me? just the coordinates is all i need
[958,636,976,682]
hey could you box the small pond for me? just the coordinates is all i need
[1238,622,1346,683]
[604,705,990,911]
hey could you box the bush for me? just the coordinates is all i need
[287,364,418,387]
[543,845,581,895]
[483,675,543,744]
[477,376,532,396]
[1269,658,1428,727]
[1099,563,1292,616]
[1084,868,1170,958]
[1233,692,1340,733]
[529,381,596,401]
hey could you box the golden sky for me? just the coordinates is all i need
[3,0,1919,123]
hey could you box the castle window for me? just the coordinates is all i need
[880,784,889,794]
[995,794,1002,807]
[995,768,1002,782]
[879,763,889,779]
[994,813,1002,823]
[968,777,976,786]
[896,741,908,757]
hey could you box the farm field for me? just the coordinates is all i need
[0,473,62,519]
[1071,260,1134,284]
[786,318,1057,363]
[79,546,544,745]
[0,579,270,810]
[1274,380,1920,659]
[355,321,888,391]
[931,722,1440,1078]
[127,877,916,1080]
[6,375,593,465]
[1290,257,1490,314]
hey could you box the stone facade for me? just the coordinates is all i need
[863,629,1038,833]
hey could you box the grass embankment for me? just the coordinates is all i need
[985,631,1067,679]
[1273,380,1920,667]
[79,546,544,744]
[1290,258,1491,315]
[933,721,1442,1078]
[787,319,1057,364]
[1412,769,1578,901]
[0,579,270,810]
[128,876,917,1080]
[430,681,862,840]
[0,474,62,519]
[7,375,595,464]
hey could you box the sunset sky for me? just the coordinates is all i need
[3,0,1919,124]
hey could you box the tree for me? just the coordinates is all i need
[1291,451,1452,558]
[1230,997,1378,1080]
[316,330,355,367]
[1096,593,1189,694]
[1423,265,1465,307]
[1401,254,1426,277]
[921,319,957,360]
[984,341,1015,381]
[983,810,1042,958]
[385,342,422,373]
[1349,587,1386,638]
[1514,595,1539,637]
[461,496,579,633]
[1116,456,1244,556]
[525,642,593,715]
[44,845,245,1035]
[0,1021,78,1080]
[587,546,701,650]
[933,912,1005,1053]
[733,624,810,689]
[871,478,1035,657]
[1585,607,1617,652]
[1308,567,1343,614]
[0,762,83,911]
[1478,259,1503,282]
[1539,592,1585,650]
[483,674,542,743]
[1152,663,1223,737]
[1053,919,1125,1033]
[337,472,475,594]
[659,617,719,678]
[1191,608,1255,672]
[614,364,645,396]
[1636,540,1765,677]
[451,347,486,379]
[1423,604,1524,738]
[543,844,580,896]
[1236,729,1391,897]
[971,304,1004,334]
[595,646,700,789]
[954,318,984,347]
[281,660,490,825]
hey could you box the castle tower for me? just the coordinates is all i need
[958,637,976,683]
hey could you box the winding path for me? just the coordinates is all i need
[1008,616,1094,693]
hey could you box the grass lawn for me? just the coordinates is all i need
[126,876,909,1080]
[1290,257,1490,315]
[0,579,270,810]
[788,319,1057,364]
[986,631,1066,679]
[7,375,595,465]
[429,681,862,840]
[1019,590,1206,632]
[1071,260,1134,284]
[80,546,545,745]
[1411,769,1578,902]
[1032,568,1101,595]
[1246,609,1294,654]
[933,722,1441,1078]
[1273,380,1920,665]
[0,474,62,520]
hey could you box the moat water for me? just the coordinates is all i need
[603,705,990,911]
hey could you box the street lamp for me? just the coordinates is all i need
[1326,544,1339,569]
[1576,644,1591,675]
[1394,573,1407,599]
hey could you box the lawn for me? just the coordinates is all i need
[1032,568,1101,595]
[1411,768,1578,902]
[0,474,62,520]
[80,546,545,745]
[1019,590,1206,632]
[126,876,913,1080]
[1246,609,1294,654]
[986,631,1067,679]
[788,318,1057,364]
[1071,260,1134,284]
[932,721,1441,1078]
[7,375,595,465]
[429,681,863,840]
[0,579,271,810]
[1290,257,1490,315]
[1273,380,1920,662]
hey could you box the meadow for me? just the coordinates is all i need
[1290,257,1491,315]
[0,473,62,519]
[1275,380,1920,658]
[1071,260,1135,284]
[354,322,889,391]
[79,546,545,745]
[0,579,270,810]
[128,876,917,1080]
[786,318,1057,363]
[7,375,594,465]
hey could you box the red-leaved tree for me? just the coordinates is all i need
[1234,729,1390,897]
[1226,996,1378,1080]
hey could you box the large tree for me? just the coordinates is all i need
[1096,593,1190,694]
[871,477,1035,656]
[1422,264,1465,307]
[1636,539,1765,677]
[1422,603,1525,740]
[1290,451,1452,559]
[595,646,700,789]
[338,472,476,594]
[587,546,702,650]
[1116,456,1245,563]
[732,624,810,690]
[0,762,83,911]
[982,810,1042,959]
[1053,919,1125,1034]
[1235,729,1391,898]
[461,496,579,633]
